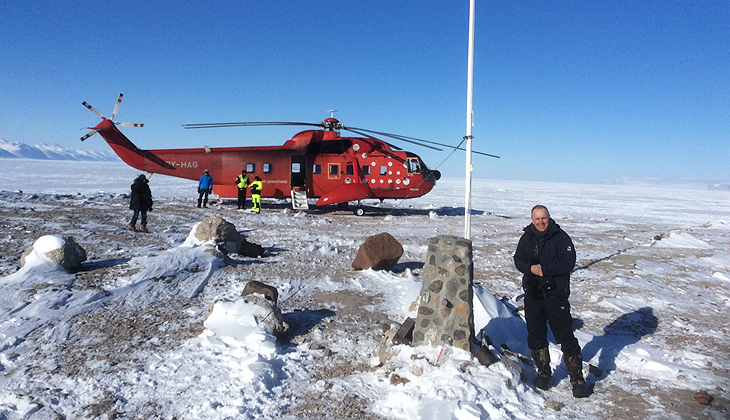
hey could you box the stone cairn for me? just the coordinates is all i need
[411,235,474,352]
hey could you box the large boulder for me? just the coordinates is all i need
[193,216,266,257]
[352,232,403,271]
[20,235,87,270]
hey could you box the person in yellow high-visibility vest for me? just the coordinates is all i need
[235,170,250,209]
[250,176,263,213]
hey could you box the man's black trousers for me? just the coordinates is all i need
[237,188,247,209]
[524,293,581,357]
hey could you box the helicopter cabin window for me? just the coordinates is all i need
[263,163,272,174]
[346,164,354,176]
[246,163,256,173]
[407,158,421,174]
[313,164,322,175]
[291,162,301,173]
[328,163,340,179]
[361,165,370,176]
[380,166,387,176]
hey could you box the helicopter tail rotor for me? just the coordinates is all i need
[80,93,144,141]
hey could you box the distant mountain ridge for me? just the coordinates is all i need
[605,177,730,191]
[0,138,118,161]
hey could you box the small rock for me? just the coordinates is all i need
[412,366,423,376]
[588,364,604,377]
[543,400,563,411]
[504,379,515,391]
[390,374,410,386]
[693,390,712,405]
[473,345,497,367]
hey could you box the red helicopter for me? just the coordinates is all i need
[82,94,497,215]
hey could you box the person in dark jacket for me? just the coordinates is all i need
[129,174,153,232]
[197,169,213,208]
[514,205,588,398]
[235,170,250,209]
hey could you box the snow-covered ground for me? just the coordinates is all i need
[0,158,728,419]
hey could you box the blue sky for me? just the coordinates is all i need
[1,1,728,183]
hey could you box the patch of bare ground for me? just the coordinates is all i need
[596,382,729,420]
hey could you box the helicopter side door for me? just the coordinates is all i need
[290,154,307,190]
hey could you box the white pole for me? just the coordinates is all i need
[465,0,476,239]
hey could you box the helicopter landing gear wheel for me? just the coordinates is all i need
[338,202,349,210]
[354,206,365,216]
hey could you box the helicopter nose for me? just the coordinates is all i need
[425,169,441,182]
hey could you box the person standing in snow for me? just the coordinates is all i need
[129,174,153,233]
[250,176,263,213]
[235,169,250,209]
[513,205,589,398]
[197,169,213,208]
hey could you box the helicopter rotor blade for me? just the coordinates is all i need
[82,101,104,119]
[343,126,441,151]
[80,130,97,141]
[182,122,325,129]
[343,127,404,151]
[347,126,499,158]
[111,93,123,120]
[115,122,144,128]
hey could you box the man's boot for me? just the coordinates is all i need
[530,347,551,390]
[565,353,590,398]
[129,223,137,232]
[140,224,148,233]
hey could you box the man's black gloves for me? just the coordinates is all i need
[537,276,556,291]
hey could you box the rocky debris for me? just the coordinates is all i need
[693,390,712,405]
[193,215,266,257]
[392,317,415,345]
[378,326,400,365]
[20,235,86,270]
[351,232,403,271]
[473,345,498,367]
[242,280,279,304]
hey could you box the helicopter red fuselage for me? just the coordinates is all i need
[90,118,440,207]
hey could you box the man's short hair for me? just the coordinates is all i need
[531,205,549,216]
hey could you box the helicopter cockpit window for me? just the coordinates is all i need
[263,163,272,174]
[313,164,322,175]
[246,163,256,173]
[291,163,301,173]
[361,165,370,176]
[407,158,421,174]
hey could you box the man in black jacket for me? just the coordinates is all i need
[129,174,153,232]
[514,205,588,398]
